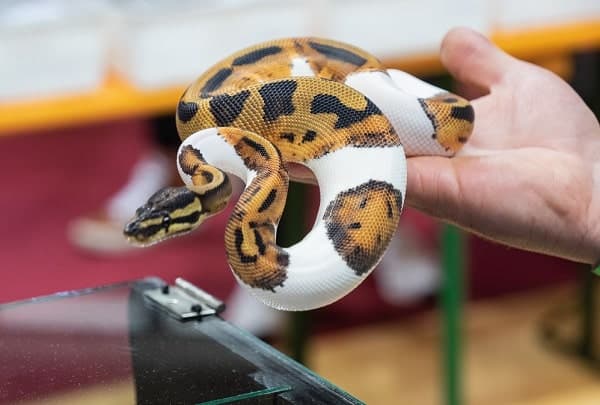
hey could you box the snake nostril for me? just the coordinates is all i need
[123,222,138,235]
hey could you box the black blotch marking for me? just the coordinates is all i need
[198,172,230,209]
[322,197,337,219]
[171,211,201,226]
[253,229,266,255]
[248,221,275,231]
[386,200,394,219]
[443,97,458,103]
[431,133,437,139]
[232,210,245,221]
[326,221,346,248]
[450,105,474,123]
[151,187,198,211]
[458,136,468,143]
[293,39,304,53]
[200,67,233,97]
[232,46,282,66]
[347,130,400,147]
[280,132,295,143]
[178,146,204,175]
[136,223,163,239]
[177,101,198,123]
[348,222,362,229]
[241,136,270,160]
[234,228,257,264]
[302,130,317,143]
[200,171,214,182]
[348,246,370,276]
[209,90,251,126]
[418,98,438,130]
[258,189,277,213]
[308,41,367,66]
[245,186,262,200]
[259,80,297,122]
[274,144,283,160]
[324,180,403,276]
[277,252,289,267]
[310,94,381,129]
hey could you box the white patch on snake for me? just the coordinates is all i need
[385,68,445,98]
[241,226,360,311]
[345,70,449,156]
[171,39,476,312]
[178,128,251,185]
[306,145,406,219]
[234,145,407,311]
[290,57,315,77]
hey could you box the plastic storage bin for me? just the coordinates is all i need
[0,0,113,101]
[112,0,312,89]
[494,0,600,30]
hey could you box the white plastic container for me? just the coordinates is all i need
[113,0,312,90]
[323,0,491,60]
[494,0,600,30]
[0,0,114,101]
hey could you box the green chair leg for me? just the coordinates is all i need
[278,182,311,364]
[440,224,466,405]
[580,268,598,361]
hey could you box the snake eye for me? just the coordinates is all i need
[162,215,171,225]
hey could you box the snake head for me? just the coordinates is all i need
[124,186,205,246]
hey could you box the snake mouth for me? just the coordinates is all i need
[123,218,195,247]
[123,220,154,246]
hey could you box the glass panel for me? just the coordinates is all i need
[0,282,136,404]
[0,278,362,404]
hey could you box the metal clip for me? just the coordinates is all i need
[144,278,225,321]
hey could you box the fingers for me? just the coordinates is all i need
[440,27,516,89]
[405,156,460,219]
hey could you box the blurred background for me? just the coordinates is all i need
[1,0,600,404]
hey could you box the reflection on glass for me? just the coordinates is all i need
[0,278,362,404]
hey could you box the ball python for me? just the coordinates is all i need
[124,37,473,311]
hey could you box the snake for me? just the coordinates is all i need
[124,37,473,311]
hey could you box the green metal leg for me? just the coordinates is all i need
[440,224,465,405]
[580,267,597,360]
[277,182,311,364]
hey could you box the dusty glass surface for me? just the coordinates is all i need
[0,278,363,404]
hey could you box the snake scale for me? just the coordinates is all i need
[124,37,474,311]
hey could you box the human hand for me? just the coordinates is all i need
[407,27,600,264]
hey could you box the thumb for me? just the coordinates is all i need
[440,27,515,89]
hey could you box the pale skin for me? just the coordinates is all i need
[292,27,600,265]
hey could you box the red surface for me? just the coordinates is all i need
[0,119,234,304]
[0,119,581,327]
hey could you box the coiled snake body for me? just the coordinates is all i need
[124,38,473,311]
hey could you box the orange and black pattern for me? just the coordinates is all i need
[323,180,403,276]
[172,37,470,291]
[183,37,381,101]
[178,145,232,214]
[173,38,403,290]
[178,76,400,163]
[217,127,290,291]
[419,94,474,153]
